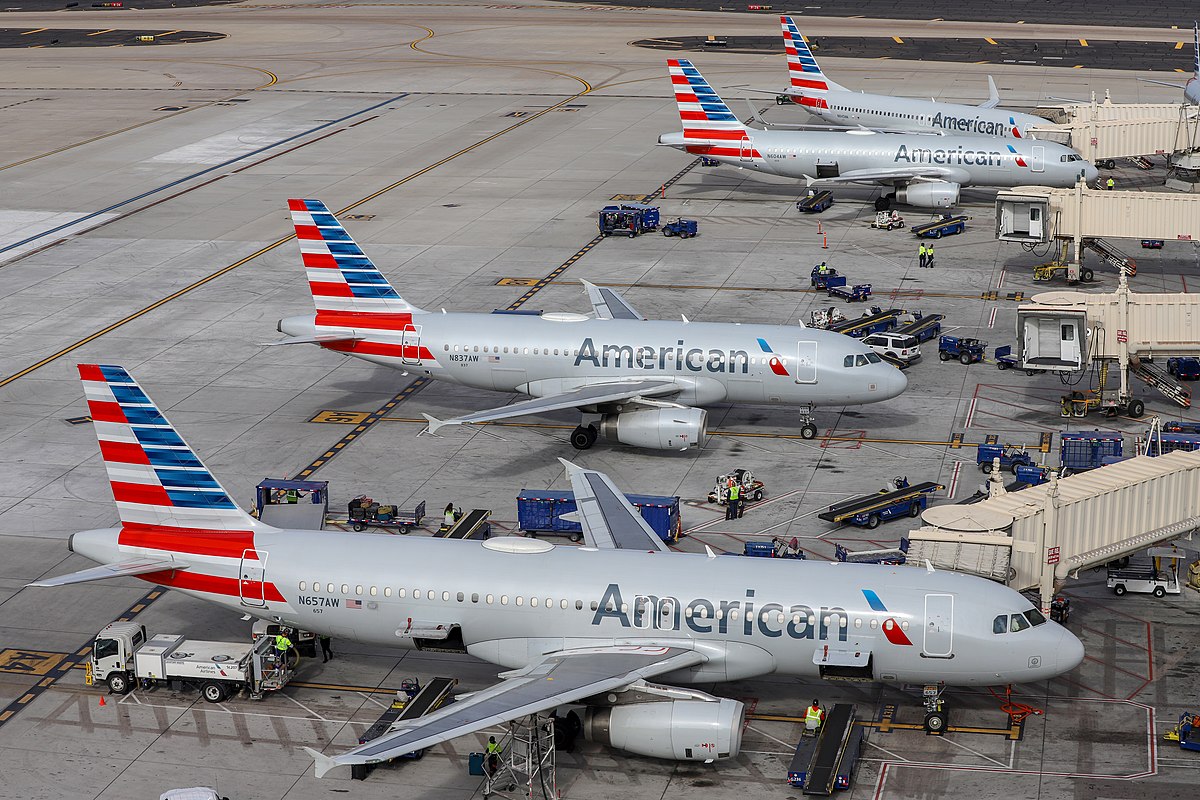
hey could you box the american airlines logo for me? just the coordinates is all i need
[894,143,1005,167]
[575,338,752,374]
[928,112,1015,138]
[592,583,852,642]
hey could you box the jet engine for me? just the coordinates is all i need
[600,406,707,451]
[582,697,744,761]
[894,181,960,209]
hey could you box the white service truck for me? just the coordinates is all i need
[88,621,293,702]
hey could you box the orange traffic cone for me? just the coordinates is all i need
[817,221,824,235]
[822,235,828,250]
[99,696,106,707]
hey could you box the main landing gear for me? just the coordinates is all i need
[798,405,818,440]
[874,193,897,212]
[570,424,598,450]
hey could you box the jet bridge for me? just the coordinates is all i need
[904,450,1200,610]
[1031,97,1199,165]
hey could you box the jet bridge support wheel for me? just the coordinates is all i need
[570,424,598,450]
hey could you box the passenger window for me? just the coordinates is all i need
[340,584,349,595]
[473,346,479,352]
[530,597,538,607]
[384,587,392,597]
[457,592,464,602]
[486,594,494,604]
[398,588,406,598]
[501,595,508,605]
[327,583,336,593]
[516,596,524,606]
[355,585,363,596]
[299,581,306,591]
[729,610,740,621]
[370,586,377,597]
[575,600,583,610]
[560,599,568,610]
[442,591,450,602]
[1010,614,1031,632]
[993,615,1007,634]
[471,593,479,603]
[591,601,599,611]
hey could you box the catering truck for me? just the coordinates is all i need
[88,620,293,702]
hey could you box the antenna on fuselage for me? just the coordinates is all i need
[925,559,935,574]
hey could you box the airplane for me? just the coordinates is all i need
[772,16,1052,139]
[29,364,1086,777]
[271,199,907,450]
[658,59,1098,211]
[1140,22,1199,105]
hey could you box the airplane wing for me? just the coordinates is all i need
[422,380,680,433]
[805,167,961,187]
[25,557,189,588]
[979,76,1001,109]
[304,645,706,777]
[559,458,670,551]
[581,280,645,320]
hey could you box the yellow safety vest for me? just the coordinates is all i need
[275,636,292,652]
[806,706,822,725]
[486,741,501,754]
[728,485,740,500]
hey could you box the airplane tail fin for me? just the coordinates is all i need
[79,364,270,532]
[780,16,846,93]
[668,59,756,154]
[289,199,426,322]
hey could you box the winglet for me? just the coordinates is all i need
[980,75,1000,109]
[422,413,450,435]
[558,457,582,475]
[305,747,339,779]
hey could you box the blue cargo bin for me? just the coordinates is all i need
[1060,431,1123,471]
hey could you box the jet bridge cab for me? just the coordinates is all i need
[1016,307,1088,371]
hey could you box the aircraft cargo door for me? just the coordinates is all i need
[239,549,267,608]
[923,593,953,657]
[794,341,817,384]
[739,136,754,162]
[1031,145,1045,173]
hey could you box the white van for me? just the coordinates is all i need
[862,332,921,363]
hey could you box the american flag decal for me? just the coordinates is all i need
[347,599,363,609]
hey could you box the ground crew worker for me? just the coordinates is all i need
[443,502,456,529]
[319,635,333,663]
[805,700,825,732]
[485,736,502,775]
[918,243,928,268]
[1106,177,1115,191]
[818,261,829,275]
[726,481,741,520]
[925,243,935,268]
[274,633,293,666]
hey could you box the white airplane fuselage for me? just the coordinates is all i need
[790,88,1049,140]
[279,312,906,408]
[661,127,1096,190]
[69,526,1084,687]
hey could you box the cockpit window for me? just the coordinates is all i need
[993,615,1007,634]
[844,355,854,368]
[1009,613,1031,633]
[865,352,882,363]
[1024,608,1046,627]
[1060,154,1082,162]
[855,354,869,366]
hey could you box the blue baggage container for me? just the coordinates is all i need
[468,752,485,776]
[1060,431,1123,471]
[516,490,681,542]
[1148,433,1200,456]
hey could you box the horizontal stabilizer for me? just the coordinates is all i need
[26,557,188,588]
[261,332,360,347]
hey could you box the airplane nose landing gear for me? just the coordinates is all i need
[798,404,818,439]
[922,683,948,735]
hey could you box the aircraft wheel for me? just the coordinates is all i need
[800,423,818,439]
[924,710,948,734]
[202,681,228,704]
[1153,586,1166,598]
[570,425,597,450]
[107,672,132,695]
[1127,399,1145,418]
[874,196,891,212]
[1113,584,1126,596]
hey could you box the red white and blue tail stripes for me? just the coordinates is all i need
[289,199,422,317]
[780,16,845,96]
[668,59,758,158]
[80,364,263,532]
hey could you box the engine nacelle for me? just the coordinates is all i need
[582,698,744,761]
[894,182,960,209]
[600,406,707,450]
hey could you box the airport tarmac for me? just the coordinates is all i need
[0,2,1198,799]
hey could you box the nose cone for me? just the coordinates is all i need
[1082,162,1099,185]
[881,365,908,399]
[1055,626,1085,675]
